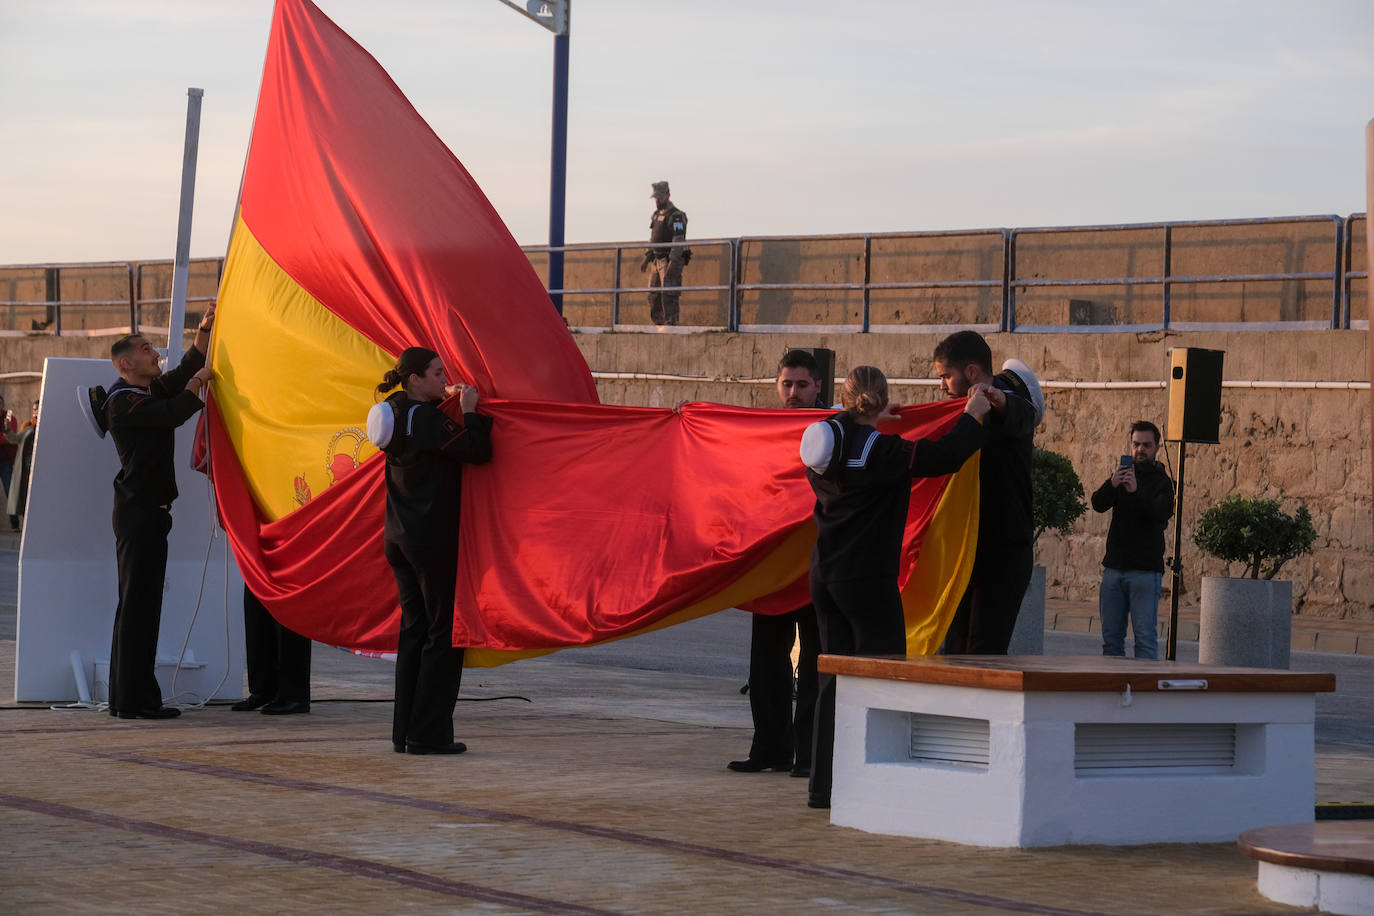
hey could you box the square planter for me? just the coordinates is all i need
[1198,576,1292,669]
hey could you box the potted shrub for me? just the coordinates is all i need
[1010,447,1088,653]
[1192,494,1317,669]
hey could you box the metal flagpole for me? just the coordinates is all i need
[548,23,569,314]
[496,0,570,314]
[167,87,204,354]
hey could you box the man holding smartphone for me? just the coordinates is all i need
[1090,420,1175,659]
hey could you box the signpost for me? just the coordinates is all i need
[497,0,570,314]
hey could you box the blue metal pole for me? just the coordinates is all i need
[548,32,569,314]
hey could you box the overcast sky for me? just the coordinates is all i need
[1,0,1371,264]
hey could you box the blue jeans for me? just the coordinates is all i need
[1099,567,1162,659]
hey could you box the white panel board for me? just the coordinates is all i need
[14,357,244,703]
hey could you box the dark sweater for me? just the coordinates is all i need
[381,392,492,553]
[808,411,984,583]
[105,346,205,507]
[976,372,1037,550]
[1091,460,1175,573]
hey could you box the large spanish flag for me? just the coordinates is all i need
[209,0,979,663]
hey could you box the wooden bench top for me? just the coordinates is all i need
[817,654,1336,693]
[1239,822,1374,876]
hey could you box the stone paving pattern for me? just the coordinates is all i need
[3,636,1372,913]
[3,532,1373,913]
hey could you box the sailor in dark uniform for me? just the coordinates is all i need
[369,347,492,755]
[232,586,312,715]
[801,365,989,809]
[933,330,1043,656]
[99,311,215,719]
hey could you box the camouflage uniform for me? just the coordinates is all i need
[643,182,688,325]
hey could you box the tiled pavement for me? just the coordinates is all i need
[3,532,1373,914]
[4,641,1374,913]
[0,661,1339,915]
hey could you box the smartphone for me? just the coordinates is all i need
[1119,455,1133,467]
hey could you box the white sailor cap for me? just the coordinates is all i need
[366,401,395,449]
[1001,358,1045,426]
[800,419,838,475]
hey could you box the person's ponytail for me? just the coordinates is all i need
[840,365,889,420]
[375,368,403,395]
[376,347,440,396]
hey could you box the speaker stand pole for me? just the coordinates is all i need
[1167,440,1187,661]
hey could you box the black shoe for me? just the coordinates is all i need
[406,741,467,755]
[118,706,181,720]
[807,793,830,810]
[726,758,791,773]
[231,694,271,711]
[392,742,406,754]
[261,700,310,716]
[790,765,811,778]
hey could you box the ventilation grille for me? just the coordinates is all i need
[908,713,990,768]
[1075,723,1236,775]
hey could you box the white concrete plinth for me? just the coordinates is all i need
[1257,862,1374,916]
[825,656,1331,848]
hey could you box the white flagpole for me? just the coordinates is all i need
[167,87,204,353]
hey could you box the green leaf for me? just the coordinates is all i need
[1032,447,1087,544]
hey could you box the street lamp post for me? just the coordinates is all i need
[497,0,570,314]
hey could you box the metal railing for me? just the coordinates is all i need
[1006,215,1348,332]
[0,258,224,339]
[1342,213,1368,329]
[132,258,223,333]
[0,261,136,337]
[535,213,1365,333]
[0,213,1366,336]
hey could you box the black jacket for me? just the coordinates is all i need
[1091,460,1174,573]
[807,411,984,583]
[105,346,205,507]
[381,392,492,554]
[976,372,1037,550]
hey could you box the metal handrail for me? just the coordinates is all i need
[0,214,1365,335]
[530,228,1009,332]
[1342,213,1367,329]
[135,259,223,333]
[533,238,735,328]
[0,261,136,335]
[1007,215,1344,331]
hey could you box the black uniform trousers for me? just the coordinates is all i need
[385,537,464,749]
[944,542,1034,655]
[746,606,820,768]
[242,588,311,704]
[809,572,907,805]
[109,501,173,714]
